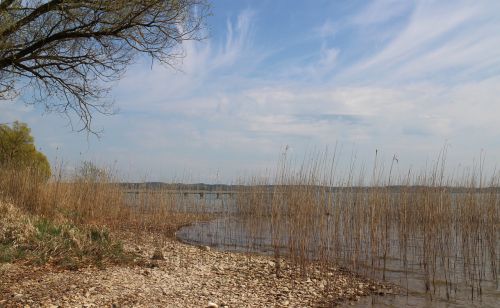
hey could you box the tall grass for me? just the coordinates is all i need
[0,165,206,234]
[233,149,499,301]
[1,151,498,302]
[0,163,208,267]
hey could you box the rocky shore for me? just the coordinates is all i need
[0,233,394,307]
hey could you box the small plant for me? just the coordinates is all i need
[0,200,130,268]
[0,159,208,268]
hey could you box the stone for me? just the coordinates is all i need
[145,261,159,269]
[0,232,397,307]
[12,293,23,299]
[151,249,165,260]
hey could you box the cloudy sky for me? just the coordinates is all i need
[2,0,500,182]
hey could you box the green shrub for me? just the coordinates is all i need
[0,121,50,181]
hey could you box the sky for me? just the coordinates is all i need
[2,0,500,183]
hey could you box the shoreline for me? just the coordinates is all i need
[1,231,395,307]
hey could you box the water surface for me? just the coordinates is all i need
[177,216,500,307]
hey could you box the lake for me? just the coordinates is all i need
[175,190,500,307]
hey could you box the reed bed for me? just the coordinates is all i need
[233,150,500,301]
[2,152,498,303]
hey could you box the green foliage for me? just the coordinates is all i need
[0,202,130,268]
[0,121,50,179]
[0,243,26,263]
[35,218,63,238]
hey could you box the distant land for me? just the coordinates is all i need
[118,182,500,193]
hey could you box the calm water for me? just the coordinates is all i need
[124,191,235,213]
[126,191,500,307]
[175,193,500,308]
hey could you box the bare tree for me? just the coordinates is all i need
[0,0,209,132]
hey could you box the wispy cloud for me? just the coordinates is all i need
[352,0,413,26]
[284,46,340,80]
[4,1,500,181]
[114,9,256,112]
[315,20,337,38]
[218,9,255,67]
[344,1,500,84]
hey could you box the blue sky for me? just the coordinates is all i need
[2,0,500,182]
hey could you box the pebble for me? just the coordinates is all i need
[151,249,165,260]
[0,234,390,307]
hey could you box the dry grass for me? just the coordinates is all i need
[1,151,498,303]
[231,149,500,301]
[0,165,208,268]
[0,166,207,233]
[0,200,128,268]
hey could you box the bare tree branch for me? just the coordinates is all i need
[0,0,210,133]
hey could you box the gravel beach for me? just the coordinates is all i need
[0,233,394,307]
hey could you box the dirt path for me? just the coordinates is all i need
[0,234,393,307]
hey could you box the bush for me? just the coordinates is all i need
[0,121,50,180]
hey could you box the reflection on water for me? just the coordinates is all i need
[177,213,500,308]
[124,191,236,214]
[126,189,500,307]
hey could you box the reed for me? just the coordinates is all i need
[0,163,208,267]
[1,151,498,303]
[231,150,499,302]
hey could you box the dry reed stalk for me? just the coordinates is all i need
[228,150,499,303]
